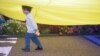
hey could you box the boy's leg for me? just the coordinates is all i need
[30,33,43,48]
[24,33,31,49]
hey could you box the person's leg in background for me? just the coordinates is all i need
[30,33,43,50]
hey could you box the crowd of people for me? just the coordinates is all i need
[65,25,100,35]
[46,25,100,35]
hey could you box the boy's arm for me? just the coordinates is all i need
[29,14,40,36]
[34,29,40,36]
[15,20,26,24]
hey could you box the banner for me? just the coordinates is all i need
[0,0,100,25]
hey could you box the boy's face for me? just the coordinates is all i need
[23,9,29,15]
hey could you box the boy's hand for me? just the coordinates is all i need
[35,30,40,36]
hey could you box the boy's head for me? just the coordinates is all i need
[22,5,32,14]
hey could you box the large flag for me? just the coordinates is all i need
[0,0,100,25]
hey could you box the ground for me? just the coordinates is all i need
[1,36,100,56]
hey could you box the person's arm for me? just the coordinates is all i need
[29,15,40,36]
[34,29,40,36]
[33,23,40,36]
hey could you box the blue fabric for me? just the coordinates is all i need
[84,35,100,46]
[24,33,43,48]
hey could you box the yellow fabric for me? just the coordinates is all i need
[0,0,100,25]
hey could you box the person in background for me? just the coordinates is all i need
[0,14,5,24]
[22,5,43,52]
[0,14,5,35]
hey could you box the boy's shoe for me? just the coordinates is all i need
[35,47,43,50]
[22,48,30,52]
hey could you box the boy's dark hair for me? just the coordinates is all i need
[22,5,32,12]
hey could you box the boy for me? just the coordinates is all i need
[22,5,43,52]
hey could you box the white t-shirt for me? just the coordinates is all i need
[26,13,38,33]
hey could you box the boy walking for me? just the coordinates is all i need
[22,5,43,52]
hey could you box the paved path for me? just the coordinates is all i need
[1,36,100,56]
[0,37,17,56]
